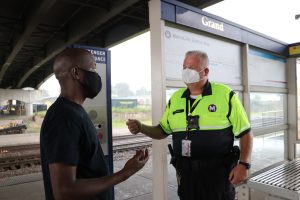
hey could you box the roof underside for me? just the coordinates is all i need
[0,0,221,89]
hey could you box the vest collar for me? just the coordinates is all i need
[181,81,212,98]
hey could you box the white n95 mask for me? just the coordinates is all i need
[182,68,204,84]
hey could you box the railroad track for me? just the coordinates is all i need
[113,134,172,152]
[113,138,152,152]
[113,134,148,141]
[0,144,40,154]
[0,144,41,172]
[0,135,172,171]
[0,154,40,171]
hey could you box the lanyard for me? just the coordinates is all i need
[185,97,201,118]
[185,97,201,138]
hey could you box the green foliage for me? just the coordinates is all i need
[112,119,152,128]
[112,83,134,97]
[26,127,41,134]
[112,105,152,128]
[112,105,151,113]
[35,110,47,117]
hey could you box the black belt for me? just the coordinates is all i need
[176,153,230,160]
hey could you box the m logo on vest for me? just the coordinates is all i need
[208,104,217,112]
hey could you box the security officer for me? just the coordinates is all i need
[126,50,253,200]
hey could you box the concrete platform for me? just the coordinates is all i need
[0,152,268,200]
[0,133,286,200]
[0,180,44,200]
[0,173,44,200]
[0,155,179,200]
[114,156,179,200]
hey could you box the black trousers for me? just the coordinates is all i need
[176,157,235,200]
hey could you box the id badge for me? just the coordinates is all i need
[182,139,191,157]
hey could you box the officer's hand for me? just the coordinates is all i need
[126,119,142,134]
[122,149,149,178]
[229,164,248,185]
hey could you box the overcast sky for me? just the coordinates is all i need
[204,0,300,44]
[40,0,300,96]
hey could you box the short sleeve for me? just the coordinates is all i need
[229,93,251,138]
[159,99,172,134]
[42,115,82,166]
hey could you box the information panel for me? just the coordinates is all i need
[164,26,242,85]
[249,48,286,88]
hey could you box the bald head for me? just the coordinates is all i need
[53,48,95,80]
[53,48,100,103]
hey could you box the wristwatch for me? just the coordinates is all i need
[238,161,251,170]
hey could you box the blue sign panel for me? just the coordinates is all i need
[161,0,288,56]
[72,44,107,64]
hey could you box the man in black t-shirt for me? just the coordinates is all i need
[40,48,149,200]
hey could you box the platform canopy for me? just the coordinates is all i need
[0,0,221,89]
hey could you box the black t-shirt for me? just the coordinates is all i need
[40,97,109,200]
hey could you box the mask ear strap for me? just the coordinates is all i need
[73,67,86,87]
[199,67,206,73]
[199,67,208,77]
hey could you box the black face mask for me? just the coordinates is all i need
[77,68,102,99]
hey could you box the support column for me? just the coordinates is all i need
[25,103,33,116]
[241,44,250,118]
[25,90,33,116]
[241,44,251,200]
[286,58,298,160]
[149,0,168,200]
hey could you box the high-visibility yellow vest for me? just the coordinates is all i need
[160,81,251,158]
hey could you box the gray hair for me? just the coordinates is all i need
[185,50,209,68]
